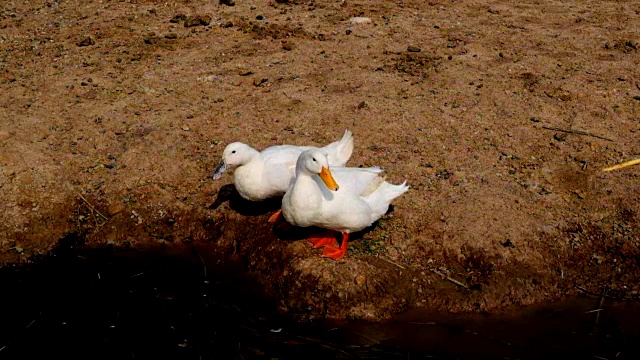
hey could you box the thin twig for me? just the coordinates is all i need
[77,193,108,221]
[595,295,605,325]
[592,293,605,335]
[603,158,640,172]
[378,256,406,270]
[293,335,350,356]
[192,246,207,279]
[430,269,469,289]
[541,125,614,141]
[574,285,627,301]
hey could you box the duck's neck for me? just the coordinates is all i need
[289,172,323,209]
[240,147,260,166]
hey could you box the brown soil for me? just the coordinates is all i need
[1,0,639,321]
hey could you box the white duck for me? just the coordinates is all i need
[272,148,409,260]
[212,130,354,201]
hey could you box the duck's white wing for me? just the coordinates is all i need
[321,130,354,166]
[260,145,305,192]
[330,166,383,195]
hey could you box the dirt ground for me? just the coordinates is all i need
[1,0,639,320]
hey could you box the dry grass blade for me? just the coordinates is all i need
[602,158,640,172]
[430,269,469,289]
[77,193,109,221]
[541,125,614,141]
[378,256,406,270]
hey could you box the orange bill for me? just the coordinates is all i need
[319,166,339,191]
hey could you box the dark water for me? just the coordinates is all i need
[1,244,639,360]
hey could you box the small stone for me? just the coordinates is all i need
[256,15,264,20]
[143,33,157,44]
[3,129,16,140]
[169,14,187,23]
[253,78,268,87]
[407,45,421,53]
[349,16,372,24]
[165,33,178,39]
[502,240,515,248]
[107,202,126,215]
[553,132,567,142]
[185,14,211,27]
[221,21,233,28]
[219,0,235,6]
[182,126,190,131]
[76,36,95,47]
[282,41,294,51]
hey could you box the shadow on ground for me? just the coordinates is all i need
[0,241,639,360]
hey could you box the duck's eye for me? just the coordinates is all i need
[312,157,316,162]
[231,150,236,154]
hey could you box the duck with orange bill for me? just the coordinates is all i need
[271,148,408,260]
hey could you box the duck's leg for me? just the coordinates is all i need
[267,209,283,224]
[322,232,349,260]
[308,231,338,248]
[268,209,293,232]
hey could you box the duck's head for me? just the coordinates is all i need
[298,148,339,191]
[212,142,257,180]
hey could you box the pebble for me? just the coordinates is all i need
[0,130,10,141]
[107,203,126,215]
[407,45,422,53]
[143,33,157,44]
[185,14,211,27]
[282,41,294,51]
[182,126,190,131]
[76,36,95,47]
[169,14,186,23]
[354,274,367,286]
[253,78,268,87]
[349,17,372,24]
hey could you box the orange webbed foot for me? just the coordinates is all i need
[307,232,338,248]
[321,233,349,260]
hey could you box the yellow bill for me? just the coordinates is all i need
[319,166,339,191]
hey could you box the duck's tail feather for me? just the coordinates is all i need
[323,129,354,167]
[361,175,386,197]
[363,179,409,221]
